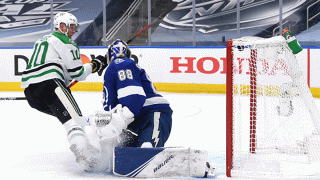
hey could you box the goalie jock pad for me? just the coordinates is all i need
[113,147,212,178]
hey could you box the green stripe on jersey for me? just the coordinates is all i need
[52,32,79,49]
[70,67,85,78]
[22,69,64,82]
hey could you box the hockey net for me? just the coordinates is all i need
[226,36,320,178]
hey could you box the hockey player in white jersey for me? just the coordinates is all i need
[21,12,102,172]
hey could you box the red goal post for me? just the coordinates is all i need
[226,36,320,178]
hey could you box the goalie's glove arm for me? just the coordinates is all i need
[96,104,134,139]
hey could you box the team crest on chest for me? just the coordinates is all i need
[115,59,125,64]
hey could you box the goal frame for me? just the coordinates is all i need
[226,39,260,177]
[226,39,258,177]
[226,39,233,177]
[226,37,312,178]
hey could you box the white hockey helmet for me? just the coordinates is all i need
[106,39,131,64]
[53,12,79,36]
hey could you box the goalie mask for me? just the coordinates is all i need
[106,39,131,64]
[54,12,79,37]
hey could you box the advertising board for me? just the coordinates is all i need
[1,46,318,96]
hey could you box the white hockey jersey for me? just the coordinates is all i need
[21,32,92,88]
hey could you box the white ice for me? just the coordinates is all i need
[1,91,320,180]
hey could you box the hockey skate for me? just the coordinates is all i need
[69,141,100,172]
[67,126,101,172]
[204,162,216,178]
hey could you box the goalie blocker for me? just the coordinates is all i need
[113,147,216,178]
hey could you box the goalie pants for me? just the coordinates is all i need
[121,109,173,148]
[24,79,81,124]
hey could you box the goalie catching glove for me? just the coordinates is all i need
[91,104,134,139]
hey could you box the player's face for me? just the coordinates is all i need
[60,23,77,38]
[67,24,77,38]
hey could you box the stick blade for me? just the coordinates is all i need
[151,0,178,18]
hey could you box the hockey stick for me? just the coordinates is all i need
[96,1,178,75]
[94,19,158,77]
[0,97,27,101]
[68,80,79,88]
[72,1,178,82]
[126,4,177,44]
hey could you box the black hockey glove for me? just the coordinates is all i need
[95,55,108,76]
[91,58,102,73]
[95,55,107,64]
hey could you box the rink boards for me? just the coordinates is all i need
[1,46,320,96]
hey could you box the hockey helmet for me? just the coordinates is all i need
[106,39,131,64]
[54,12,79,36]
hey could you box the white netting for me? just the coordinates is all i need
[228,36,320,178]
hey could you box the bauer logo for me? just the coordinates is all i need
[161,0,308,33]
[0,0,74,30]
[153,155,174,173]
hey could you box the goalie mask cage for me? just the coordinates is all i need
[226,36,320,178]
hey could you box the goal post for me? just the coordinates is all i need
[226,36,320,178]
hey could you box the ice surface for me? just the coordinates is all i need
[1,91,320,180]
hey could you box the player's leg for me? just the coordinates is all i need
[26,79,99,171]
[51,79,100,171]
[24,80,56,117]
[130,110,172,147]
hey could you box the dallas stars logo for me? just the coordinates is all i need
[0,0,76,30]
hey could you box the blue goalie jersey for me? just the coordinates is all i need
[102,58,171,119]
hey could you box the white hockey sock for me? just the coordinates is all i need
[64,119,100,172]
[64,119,85,141]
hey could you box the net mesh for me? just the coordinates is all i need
[228,36,320,178]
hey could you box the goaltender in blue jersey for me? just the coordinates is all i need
[98,39,173,148]
[88,40,215,177]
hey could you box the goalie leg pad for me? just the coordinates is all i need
[113,147,213,178]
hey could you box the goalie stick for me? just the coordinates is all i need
[95,1,178,76]
[126,13,164,44]
[126,1,178,44]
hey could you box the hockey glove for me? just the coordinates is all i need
[95,55,107,63]
[91,58,102,73]
[95,55,108,76]
[94,104,134,139]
